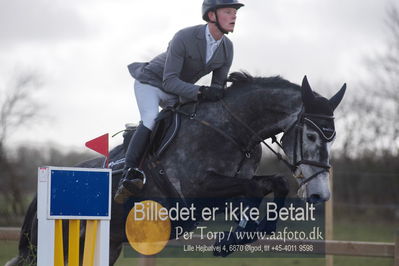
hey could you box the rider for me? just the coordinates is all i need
[114,0,244,204]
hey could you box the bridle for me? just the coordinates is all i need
[282,111,335,190]
[176,98,335,190]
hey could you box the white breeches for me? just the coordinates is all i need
[134,80,179,130]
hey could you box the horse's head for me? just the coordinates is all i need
[281,76,346,204]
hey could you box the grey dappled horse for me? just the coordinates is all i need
[6,72,345,265]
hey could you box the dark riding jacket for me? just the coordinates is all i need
[128,24,234,102]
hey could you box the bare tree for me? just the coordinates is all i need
[338,4,399,157]
[0,71,44,221]
[363,4,399,153]
[0,72,43,149]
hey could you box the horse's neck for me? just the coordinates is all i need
[225,87,302,142]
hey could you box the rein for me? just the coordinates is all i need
[174,99,295,176]
[219,99,296,171]
[176,97,334,189]
[174,102,252,175]
[221,99,335,190]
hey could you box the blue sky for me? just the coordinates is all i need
[0,0,397,151]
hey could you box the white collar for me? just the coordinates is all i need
[205,24,223,45]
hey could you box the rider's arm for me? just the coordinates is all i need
[163,31,201,101]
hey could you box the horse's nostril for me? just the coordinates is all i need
[308,194,322,204]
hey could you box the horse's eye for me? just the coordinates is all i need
[307,133,317,142]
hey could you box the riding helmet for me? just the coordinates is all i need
[202,0,244,21]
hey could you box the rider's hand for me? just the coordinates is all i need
[198,86,225,102]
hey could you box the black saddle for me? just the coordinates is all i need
[148,107,181,158]
[120,107,182,161]
[109,105,201,205]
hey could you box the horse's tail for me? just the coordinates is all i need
[5,195,38,266]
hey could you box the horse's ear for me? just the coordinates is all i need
[301,75,315,105]
[329,83,346,111]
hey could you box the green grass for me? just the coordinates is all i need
[334,218,397,242]
[115,257,327,266]
[113,218,397,266]
[0,240,18,265]
[113,257,394,266]
[1,219,396,266]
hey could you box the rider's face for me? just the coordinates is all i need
[210,7,238,32]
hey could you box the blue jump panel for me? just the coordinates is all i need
[50,169,110,217]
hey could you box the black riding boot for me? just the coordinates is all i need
[114,122,151,204]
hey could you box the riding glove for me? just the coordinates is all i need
[198,86,225,102]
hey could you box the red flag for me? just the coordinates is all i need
[85,133,109,158]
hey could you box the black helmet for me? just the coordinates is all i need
[202,0,244,22]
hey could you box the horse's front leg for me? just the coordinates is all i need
[252,174,290,198]
[108,175,129,266]
[252,174,290,234]
[195,172,264,257]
